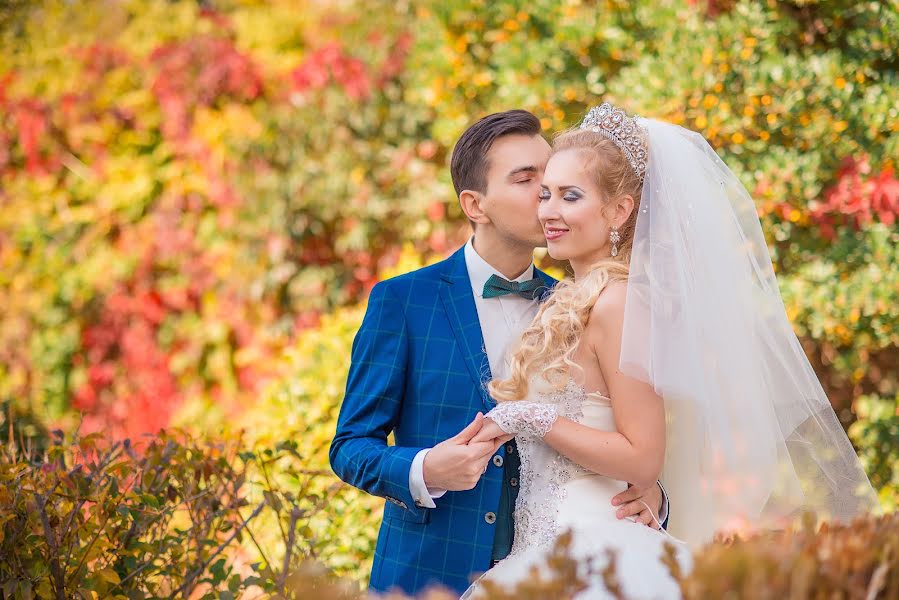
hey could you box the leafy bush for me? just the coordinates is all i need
[283,513,899,599]
[0,0,457,443]
[2,0,895,463]
[0,426,364,599]
[5,427,894,599]
[849,393,899,511]
[679,512,899,600]
[1,0,896,432]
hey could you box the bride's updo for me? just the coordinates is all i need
[489,128,645,402]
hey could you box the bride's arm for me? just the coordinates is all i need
[541,282,666,490]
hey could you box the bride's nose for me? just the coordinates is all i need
[538,198,561,224]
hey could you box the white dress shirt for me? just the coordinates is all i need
[407,239,669,524]
[409,238,539,508]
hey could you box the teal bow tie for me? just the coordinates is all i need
[482,274,545,300]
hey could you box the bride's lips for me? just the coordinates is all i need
[544,226,569,241]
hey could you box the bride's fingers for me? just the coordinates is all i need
[493,435,513,450]
[640,510,660,529]
[611,485,639,506]
[615,499,645,520]
[617,500,659,529]
[469,423,505,446]
[469,432,495,445]
[469,439,499,457]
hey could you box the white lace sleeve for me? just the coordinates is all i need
[485,401,559,438]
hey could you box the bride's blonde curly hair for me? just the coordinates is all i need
[489,128,646,402]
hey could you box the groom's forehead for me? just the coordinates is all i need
[486,134,550,174]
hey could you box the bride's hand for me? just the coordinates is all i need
[612,482,663,529]
[468,418,514,446]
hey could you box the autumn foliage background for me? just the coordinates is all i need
[0,0,897,597]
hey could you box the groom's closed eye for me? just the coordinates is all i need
[508,166,538,184]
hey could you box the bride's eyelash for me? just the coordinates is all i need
[564,192,581,201]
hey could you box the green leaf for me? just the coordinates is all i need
[97,568,121,584]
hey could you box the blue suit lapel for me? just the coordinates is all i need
[438,250,559,411]
[439,248,494,410]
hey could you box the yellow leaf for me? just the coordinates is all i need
[98,568,121,584]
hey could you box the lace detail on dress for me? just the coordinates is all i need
[504,379,593,559]
[485,402,559,438]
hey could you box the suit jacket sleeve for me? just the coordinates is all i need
[329,281,423,510]
[659,480,670,530]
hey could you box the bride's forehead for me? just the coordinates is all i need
[543,151,593,184]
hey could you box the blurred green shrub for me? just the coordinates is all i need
[282,513,899,599]
[0,425,374,599]
[849,394,899,512]
[4,429,894,599]
[1,0,895,448]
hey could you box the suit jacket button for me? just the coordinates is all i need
[492,455,504,467]
[485,512,497,524]
[506,444,515,453]
[510,477,518,487]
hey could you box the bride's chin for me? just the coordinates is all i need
[545,246,569,261]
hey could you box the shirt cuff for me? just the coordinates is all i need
[409,448,447,508]
[657,480,670,524]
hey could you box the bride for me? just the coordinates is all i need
[462,103,878,599]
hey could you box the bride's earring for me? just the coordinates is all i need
[610,228,621,258]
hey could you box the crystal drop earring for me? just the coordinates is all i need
[610,228,621,258]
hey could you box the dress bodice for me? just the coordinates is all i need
[464,378,691,600]
[508,379,628,557]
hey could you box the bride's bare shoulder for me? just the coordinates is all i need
[591,280,628,317]
[585,281,627,346]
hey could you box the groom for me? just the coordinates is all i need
[329,110,667,596]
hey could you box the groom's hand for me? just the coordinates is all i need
[612,482,663,529]
[469,418,514,446]
[423,413,500,491]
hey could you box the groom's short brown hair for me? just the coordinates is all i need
[450,110,542,197]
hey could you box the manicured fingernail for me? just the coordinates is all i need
[616,510,623,518]
[611,499,619,505]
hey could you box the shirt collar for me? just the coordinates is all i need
[464,237,535,298]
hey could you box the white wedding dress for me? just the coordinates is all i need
[462,379,692,600]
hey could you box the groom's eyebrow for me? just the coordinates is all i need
[507,166,538,178]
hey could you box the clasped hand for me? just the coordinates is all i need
[423,413,663,529]
[421,414,512,492]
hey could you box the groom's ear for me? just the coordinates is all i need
[459,189,491,227]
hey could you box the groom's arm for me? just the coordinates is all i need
[329,281,424,512]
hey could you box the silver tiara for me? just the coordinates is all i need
[579,102,648,181]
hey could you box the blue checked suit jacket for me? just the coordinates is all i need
[329,246,556,596]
